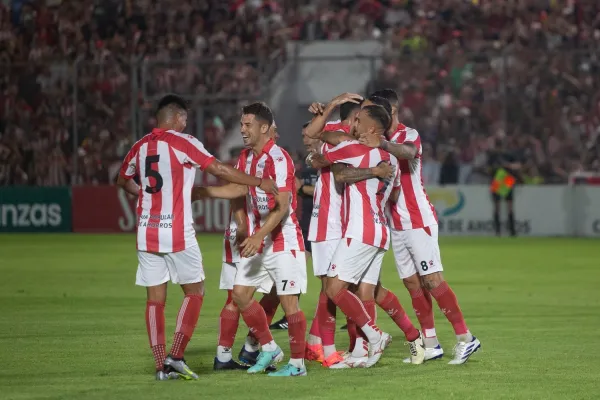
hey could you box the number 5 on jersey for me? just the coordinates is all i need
[145,155,163,194]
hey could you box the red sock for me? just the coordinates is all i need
[409,287,436,339]
[241,300,273,345]
[218,307,240,348]
[377,290,419,342]
[317,292,336,346]
[259,295,280,326]
[146,301,166,371]
[170,294,203,359]
[248,295,280,341]
[308,294,323,338]
[346,316,358,352]
[331,289,373,328]
[287,311,307,359]
[224,290,234,306]
[429,282,468,336]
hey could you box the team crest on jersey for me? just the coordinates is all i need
[276,157,284,162]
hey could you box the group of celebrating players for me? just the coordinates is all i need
[117,88,481,380]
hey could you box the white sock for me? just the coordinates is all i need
[351,338,368,358]
[262,340,277,352]
[216,346,232,363]
[323,345,337,358]
[307,334,322,346]
[360,323,381,344]
[244,335,260,352]
[289,358,304,368]
[424,336,440,348]
[457,331,473,343]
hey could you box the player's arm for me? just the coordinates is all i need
[389,188,401,204]
[117,144,141,196]
[205,161,277,195]
[331,162,393,184]
[296,177,315,197]
[240,192,290,258]
[359,134,418,160]
[191,183,248,200]
[319,130,352,146]
[181,136,279,194]
[304,92,363,139]
[231,197,248,244]
[117,175,140,196]
[306,153,331,169]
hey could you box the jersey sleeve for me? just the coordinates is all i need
[324,141,367,168]
[119,146,138,179]
[400,128,422,158]
[177,135,216,170]
[271,152,295,192]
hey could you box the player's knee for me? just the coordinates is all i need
[374,283,388,303]
[279,295,300,316]
[402,274,421,291]
[422,272,444,291]
[325,281,341,300]
[231,287,251,310]
[224,301,239,312]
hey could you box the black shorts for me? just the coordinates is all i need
[302,229,311,253]
[492,189,514,202]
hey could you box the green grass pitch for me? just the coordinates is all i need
[1,234,599,400]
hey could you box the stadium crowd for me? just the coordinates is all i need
[0,0,599,186]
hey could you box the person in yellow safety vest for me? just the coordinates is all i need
[488,138,522,236]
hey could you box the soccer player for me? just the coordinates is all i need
[307,105,423,368]
[192,102,308,377]
[117,94,278,380]
[360,88,481,364]
[213,122,281,371]
[303,94,395,367]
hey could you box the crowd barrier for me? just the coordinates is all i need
[1,185,599,236]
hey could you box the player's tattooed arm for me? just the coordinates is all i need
[359,134,418,160]
[116,175,139,196]
[306,153,331,169]
[240,192,291,257]
[231,197,248,244]
[331,162,394,184]
[191,183,248,200]
[380,140,418,160]
[389,188,401,204]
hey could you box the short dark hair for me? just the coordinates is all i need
[340,101,361,121]
[156,94,188,116]
[366,96,392,119]
[370,89,399,108]
[242,102,273,127]
[363,105,391,132]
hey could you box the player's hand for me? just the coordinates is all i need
[359,133,383,148]
[308,102,325,115]
[331,92,363,106]
[259,178,279,195]
[240,235,262,258]
[373,161,394,180]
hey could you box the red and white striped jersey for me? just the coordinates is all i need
[307,120,350,242]
[222,207,255,263]
[386,124,437,230]
[222,158,255,263]
[324,140,400,250]
[120,128,215,253]
[237,139,304,253]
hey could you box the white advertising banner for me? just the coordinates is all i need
[426,185,573,236]
[572,186,600,237]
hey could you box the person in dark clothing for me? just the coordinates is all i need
[488,138,522,236]
[270,123,318,331]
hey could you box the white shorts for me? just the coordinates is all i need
[235,247,307,295]
[311,239,341,277]
[328,238,385,285]
[391,225,443,279]
[136,244,204,287]
[220,262,274,294]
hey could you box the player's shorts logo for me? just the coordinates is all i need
[429,260,434,266]
[289,281,296,288]
[330,264,336,271]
